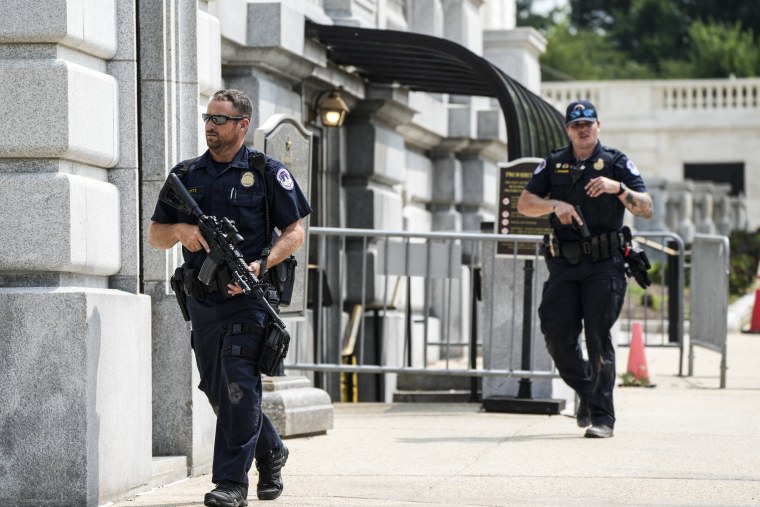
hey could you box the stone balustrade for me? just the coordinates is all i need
[634,178,747,241]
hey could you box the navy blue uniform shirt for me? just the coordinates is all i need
[151,145,312,271]
[525,141,646,239]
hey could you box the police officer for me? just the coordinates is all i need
[149,89,312,505]
[517,100,652,438]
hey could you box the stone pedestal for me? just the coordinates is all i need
[0,288,152,506]
[480,241,566,414]
[262,376,334,437]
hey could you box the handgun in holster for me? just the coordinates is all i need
[170,267,191,321]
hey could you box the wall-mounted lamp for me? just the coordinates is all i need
[315,88,350,127]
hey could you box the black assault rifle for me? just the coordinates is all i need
[159,173,289,375]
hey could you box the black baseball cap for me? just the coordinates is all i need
[565,100,598,125]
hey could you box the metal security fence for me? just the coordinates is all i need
[617,231,730,385]
[689,234,730,387]
[619,231,687,373]
[287,227,559,401]
[289,227,729,399]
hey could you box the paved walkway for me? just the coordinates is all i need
[108,332,760,506]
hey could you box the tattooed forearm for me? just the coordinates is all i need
[624,191,653,218]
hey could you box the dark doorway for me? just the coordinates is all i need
[684,162,745,196]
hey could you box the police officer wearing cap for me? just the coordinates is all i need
[149,89,312,505]
[517,100,653,438]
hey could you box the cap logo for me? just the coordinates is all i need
[568,107,596,121]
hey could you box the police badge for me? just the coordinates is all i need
[241,171,255,187]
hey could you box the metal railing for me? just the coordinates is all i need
[288,227,729,397]
[619,232,686,374]
[287,228,561,401]
[689,234,730,387]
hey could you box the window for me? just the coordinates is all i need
[684,163,745,196]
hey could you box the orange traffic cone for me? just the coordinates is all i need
[743,259,760,334]
[626,322,650,384]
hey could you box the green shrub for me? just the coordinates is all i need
[728,229,760,297]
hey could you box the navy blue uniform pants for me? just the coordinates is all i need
[538,254,627,428]
[187,293,283,485]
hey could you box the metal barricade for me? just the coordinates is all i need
[689,234,730,387]
[288,227,559,401]
[292,228,727,397]
[619,231,686,374]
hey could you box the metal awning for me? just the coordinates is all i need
[305,21,566,160]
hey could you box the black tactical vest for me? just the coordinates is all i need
[546,145,626,240]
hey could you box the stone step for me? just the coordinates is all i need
[148,456,188,491]
[393,389,478,403]
[396,372,475,391]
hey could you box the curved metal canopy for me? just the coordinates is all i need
[306,21,566,161]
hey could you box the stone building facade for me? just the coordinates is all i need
[2,1,752,504]
[0,0,545,504]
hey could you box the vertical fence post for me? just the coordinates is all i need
[517,260,534,398]
[667,240,680,344]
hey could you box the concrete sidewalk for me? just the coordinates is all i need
[108,333,760,506]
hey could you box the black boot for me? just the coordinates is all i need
[576,396,591,428]
[204,481,248,507]
[256,445,289,500]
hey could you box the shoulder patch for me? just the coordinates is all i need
[276,167,295,191]
[626,159,641,176]
[534,160,546,174]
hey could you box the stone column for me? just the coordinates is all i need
[441,0,485,53]
[712,183,733,236]
[635,176,668,232]
[693,181,716,234]
[0,1,151,504]
[343,86,414,401]
[481,0,516,30]
[138,0,216,477]
[409,0,444,36]
[665,181,695,244]
[483,27,546,93]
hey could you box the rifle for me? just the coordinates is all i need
[159,173,289,375]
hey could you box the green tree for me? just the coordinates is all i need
[687,20,760,78]
[604,0,691,72]
[540,21,655,81]
[523,0,760,79]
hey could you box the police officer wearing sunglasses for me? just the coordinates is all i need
[517,100,653,439]
[149,89,312,505]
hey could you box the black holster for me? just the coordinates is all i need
[170,267,191,321]
[267,256,297,307]
[258,321,290,376]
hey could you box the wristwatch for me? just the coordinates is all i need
[616,182,627,196]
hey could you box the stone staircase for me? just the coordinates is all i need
[392,358,482,403]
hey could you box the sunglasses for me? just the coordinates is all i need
[202,113,248,125]
[568,108,597,121]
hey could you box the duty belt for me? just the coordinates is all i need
[543,231,624,264]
